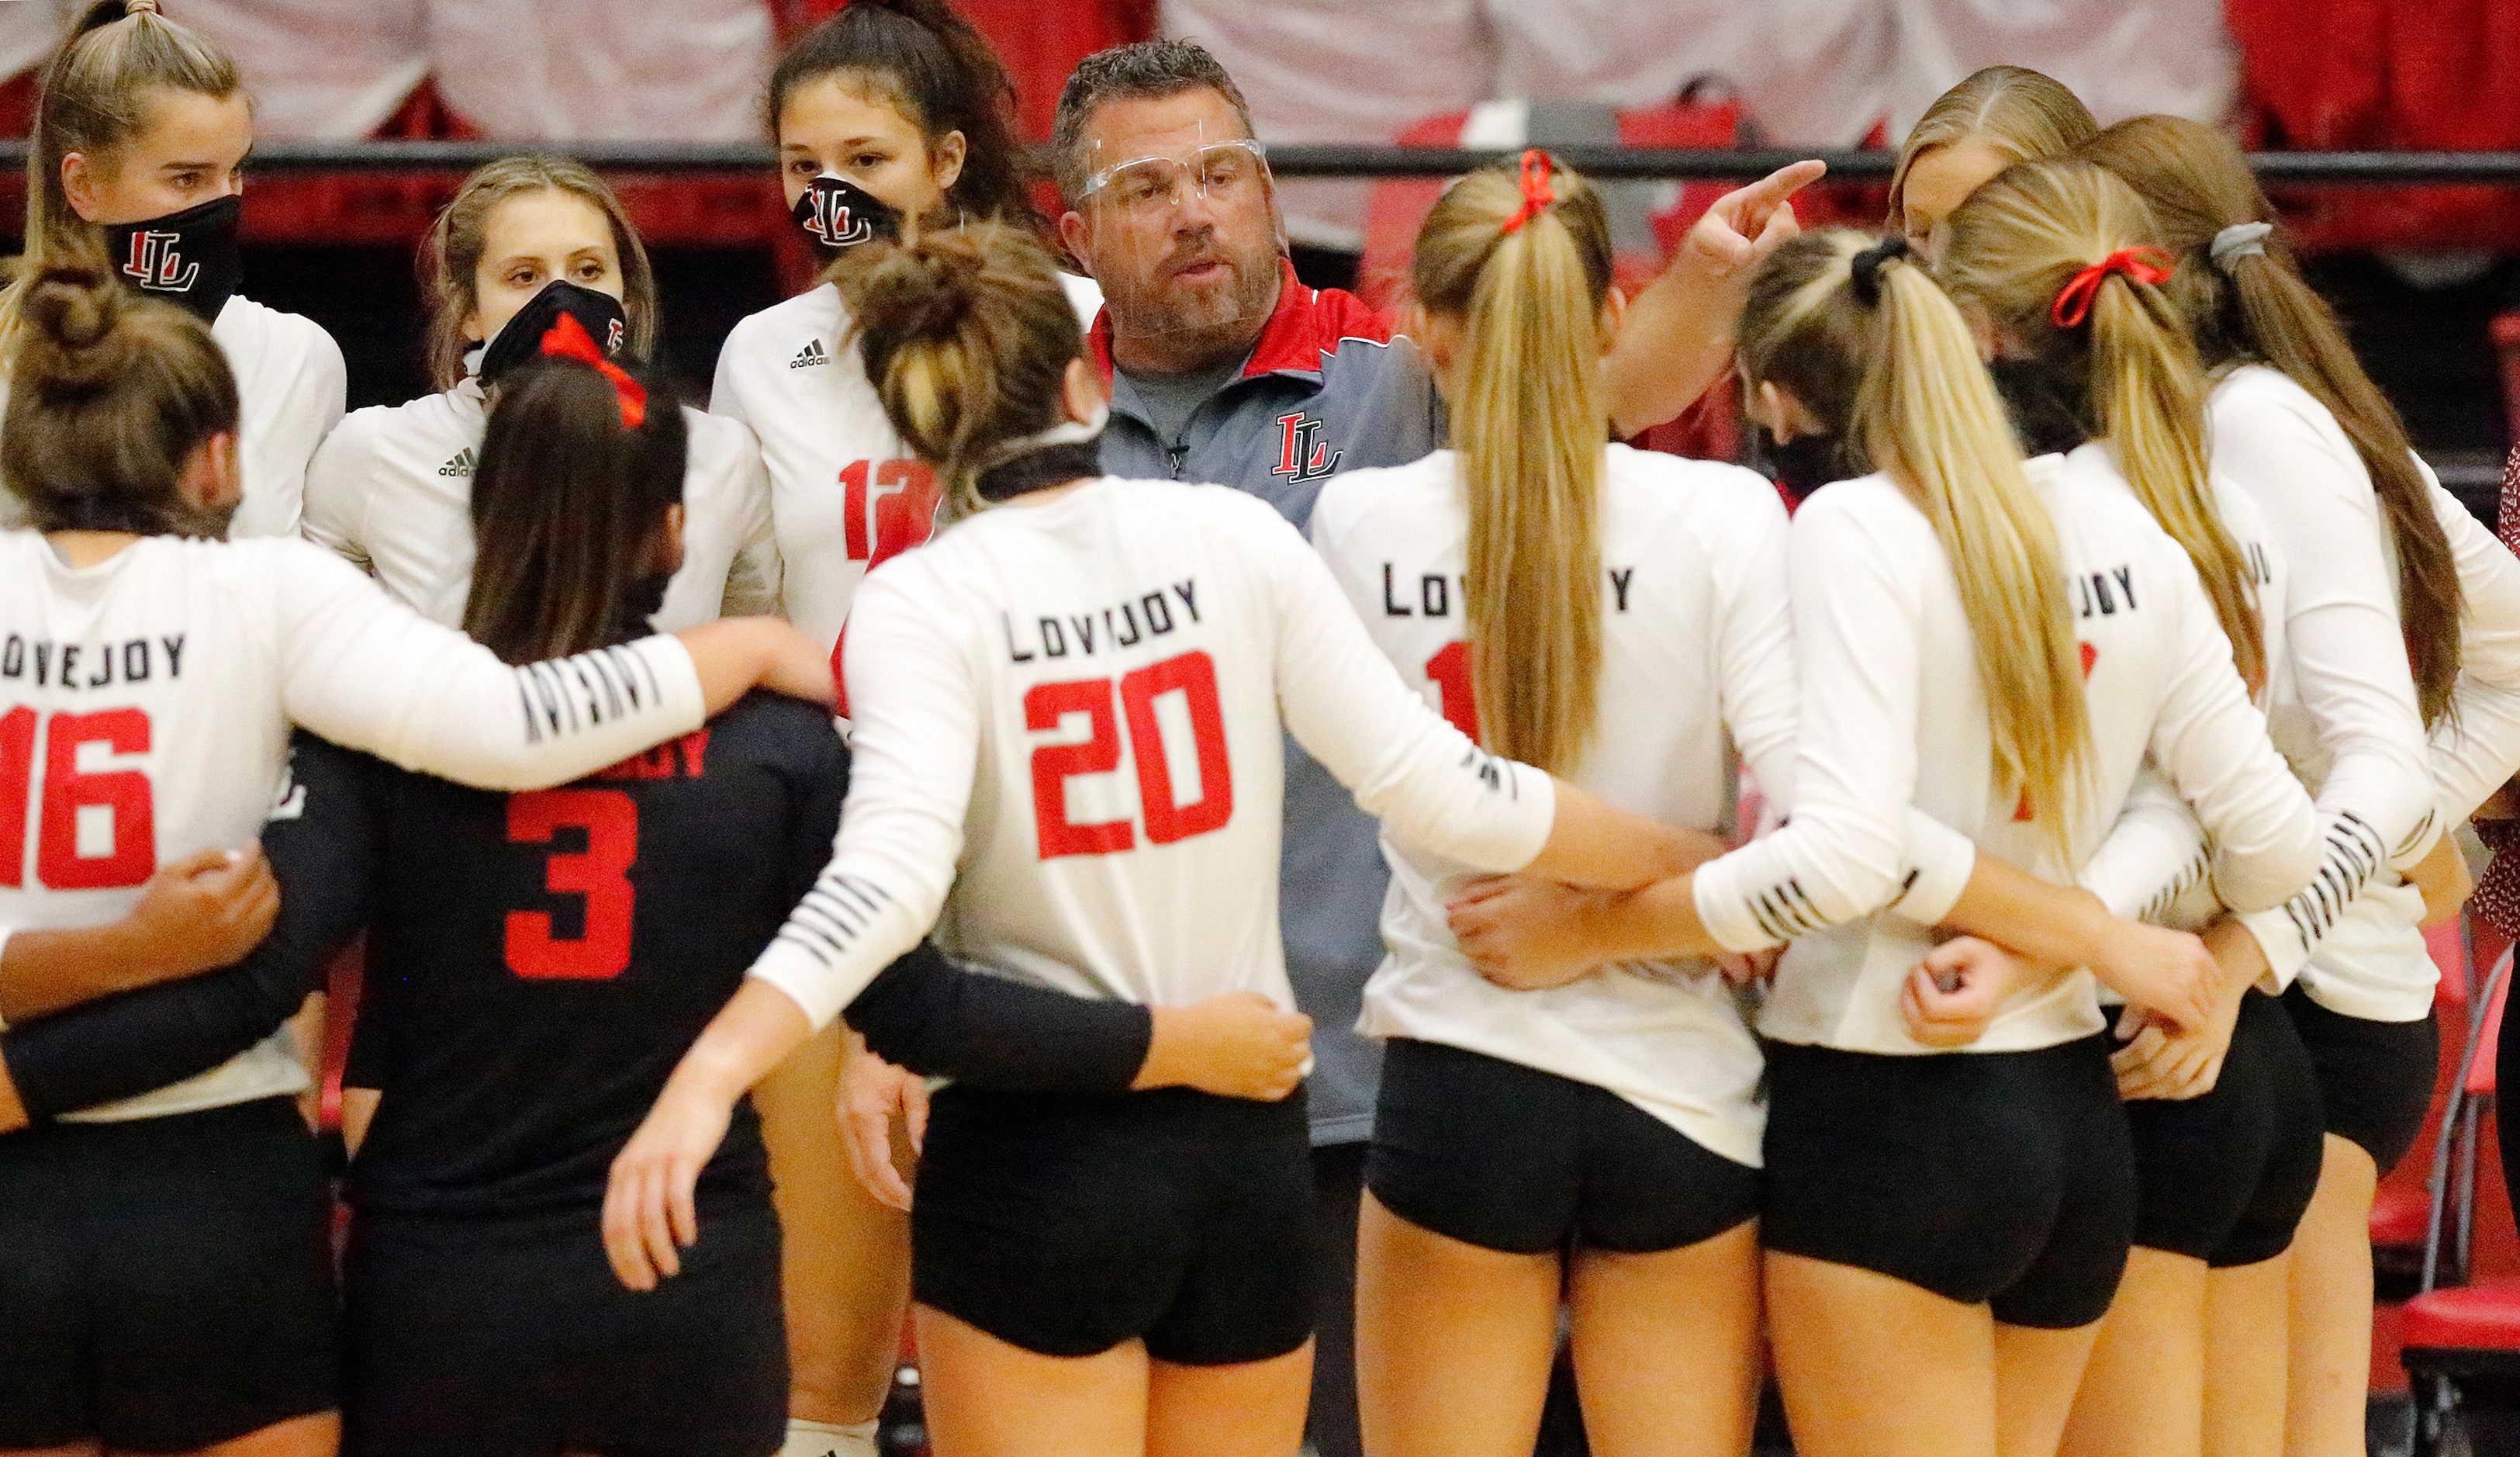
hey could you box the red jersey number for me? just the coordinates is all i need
[0,705,157,890]
[1423,641,1478,740]
[841,458,940,564]
[505,788,638,980]
[1026,649,1235,860]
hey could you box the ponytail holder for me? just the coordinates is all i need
[2210,220,2274,272]
[1850,236,1911,307]
[123,0,161,13]
[1499,149,1556,234]
[2050,247,2176,329]
[540,311,648,428]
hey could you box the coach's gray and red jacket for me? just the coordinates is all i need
[1091,259,1443,1146]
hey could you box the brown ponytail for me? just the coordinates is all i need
[1744,230,2090,856]
[843,223,1083,518]
[2079,114,2462,725]
[1409,151,1612,777]
[1941,157,2267,694]
[461,358,687,664]
[2,262,237,535]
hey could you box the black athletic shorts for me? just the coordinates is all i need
[2283,983,2440,1177]
[343,1193,785,1457]
[1761,1036,2135,1330]
[912,1082,1316,1365]
[0,1095,337,1453]
[1366,1037,1759,1255]
[2118,989,2325,1268]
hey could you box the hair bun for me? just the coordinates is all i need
[16,264,130,392]
[845,234,985,343]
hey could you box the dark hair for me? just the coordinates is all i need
[2079,114,2463,725]
[2,262,238,534]
[1049,39,1256,202]
[461,358,686,664]
[842,222,1080,519]
[769,0,1039,234]
[9,0,240,341]
[421,155,659,392]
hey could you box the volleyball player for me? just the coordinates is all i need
[707,11,1084,1448]
[1308,152,1775,1457]
[2,0,344,539]
[2075,117,2520,1457]
[302,156,778,632]
[601,222,1723,1457]
[1889,65,2097,258]
[1449,229,2322,1457]
[0,265,828,1457]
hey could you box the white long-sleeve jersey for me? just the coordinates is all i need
[0,296,346,542]
[1690,452,2321,1054]
[745,476,1555,1032]
[301,378,780,630]
[0,531,707,1121]
[1310,445,1777,1166]
[709,276,1104,651]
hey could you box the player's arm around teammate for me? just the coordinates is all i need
[608,224,1706,1457]
[1303,152,1767,1457]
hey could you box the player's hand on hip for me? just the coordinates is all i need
[1139,992,1311,1102]
[1901,937,2014,1049]
[840,1040,925,1213]
[2090,919,2217,1037]
[124,843,278,985]
[1447,876,1609,992]
[603,1084,734,1292]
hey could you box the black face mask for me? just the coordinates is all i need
[103,192,241,324]
[479,280,630,386]
[1986,357,2093,459]
[1754,427,1854,503]
[790,175,903,261]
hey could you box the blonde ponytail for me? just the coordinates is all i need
[1411,152,1613,776]
[1744,230,2090,856]
[1940,157,2266,692]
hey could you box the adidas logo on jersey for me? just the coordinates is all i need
[791,339,830,369]
[438,448,476,478]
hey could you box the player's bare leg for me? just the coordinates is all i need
[757,1023,911,1440]
[2283,1137,2378,1457]
[912,1305,1147,1457]
[2202,1252,2292,1457]
[1766,1251,1998,1457]
[1354,1192,1560,1456]
[1567,1222,1763,1457]
[1994,1320,2103,1457]
[140,1410,340,1457]
[1146,1345,1313,1457]
[2059,1248,2207,1457]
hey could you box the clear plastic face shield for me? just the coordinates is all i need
[1075,119,1286,358]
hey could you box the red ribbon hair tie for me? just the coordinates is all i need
[1500,148,1556,234]
[538,311,648,428]
[2049,247,2175,329]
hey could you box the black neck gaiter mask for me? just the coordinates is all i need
[103,192,242,324]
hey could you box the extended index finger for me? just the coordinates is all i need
[1727,159,1828,217]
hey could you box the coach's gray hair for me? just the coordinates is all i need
[1049,39,1257,202]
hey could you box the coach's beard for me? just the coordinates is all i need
[1119,240,1281,365]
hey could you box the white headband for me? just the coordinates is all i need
[2210,221,2274,272]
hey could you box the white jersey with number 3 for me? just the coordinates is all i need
[0,532,707,1121]
[745,476,1555,1031]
